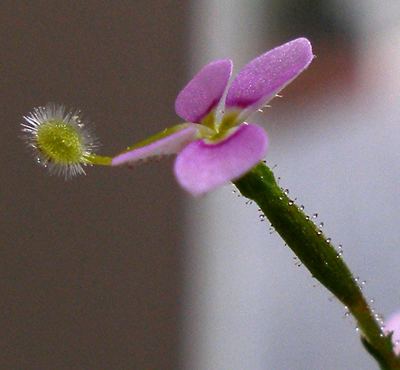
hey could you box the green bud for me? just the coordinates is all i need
[22,104,101,178]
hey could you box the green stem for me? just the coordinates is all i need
[234,162,400,369]
[86,154,112,166]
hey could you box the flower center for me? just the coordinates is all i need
[36,120,86,164]
[199,111,239,142]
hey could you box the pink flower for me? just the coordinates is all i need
[112,38,313,195]
[384,311,400,355]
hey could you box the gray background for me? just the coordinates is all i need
[1,1,188,369]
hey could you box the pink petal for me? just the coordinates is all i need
[174,123,268,196]
[226,38,313,121]
[175,59,233,123]
[384,311,400,355]
[112,124,198,166]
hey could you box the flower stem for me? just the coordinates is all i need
[86,154,112,166]
[234,162,400,369]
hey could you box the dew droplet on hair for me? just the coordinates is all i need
[312,213,318,219]
[336,252,343,259]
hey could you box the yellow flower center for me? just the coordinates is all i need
[199,110,240,142]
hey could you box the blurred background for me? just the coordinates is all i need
[1,1,400,369]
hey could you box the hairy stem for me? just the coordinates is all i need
[234,162,400,369]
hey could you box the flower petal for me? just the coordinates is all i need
[112,124,198,166]
[384,311,400,355]
[226,38,313,121]
[175,59,233,123]
[174,123,268,196]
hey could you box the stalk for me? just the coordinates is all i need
[234,162,400,369]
